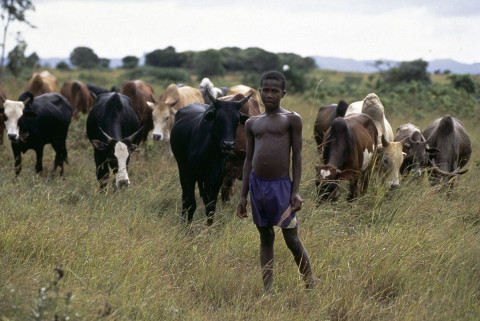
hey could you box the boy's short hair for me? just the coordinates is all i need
[260,71,286,91]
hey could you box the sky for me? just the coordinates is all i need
[5,0,480,64]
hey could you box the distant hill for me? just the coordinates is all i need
[311,56,480,75]
[39,56,480,75]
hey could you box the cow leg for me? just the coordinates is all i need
[201,179,222,226]
[94,151,110,189]
[179,170,196,223]
[12,144,22,176]
[347,178,359,201]
[51,141,68,179]
[34,145,44,173]
[220,175,233,202]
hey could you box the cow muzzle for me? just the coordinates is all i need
[7,133,19,141]
[116,178,130,189]
[152,133,163,141]
[221,140,235,155]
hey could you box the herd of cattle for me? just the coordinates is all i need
[313,93,472,201]
[0,70,473,224]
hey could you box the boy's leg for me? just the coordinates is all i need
[282,227,315,288]
[256,225,275,291]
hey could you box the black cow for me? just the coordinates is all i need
[422,115,471,191]
[86,83,119,96]
[86,93,143,189]
[1,91,72,177]
[170,91,251,225]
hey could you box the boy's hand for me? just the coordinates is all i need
[291,193,302,212]
[237,198,248,219]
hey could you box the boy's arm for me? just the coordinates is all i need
[237,119,254,218]
[290,113,303,211]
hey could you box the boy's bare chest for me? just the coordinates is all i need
[251,115,290,138]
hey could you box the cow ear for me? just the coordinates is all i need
[427,146,440,155]
[205,109,215,121]
[128,144,138,153]
[90,91,97,101]
[239,112,249,124]
[206,88,216,105]
[400,137,410,152]
[147,101,155,110]
[22,110,37,118]
[91,139,107,150]
[337,169,358,180]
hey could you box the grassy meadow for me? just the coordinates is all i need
[1,69,480,320]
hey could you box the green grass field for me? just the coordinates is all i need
[1,69,479,320]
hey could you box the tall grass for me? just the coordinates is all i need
[1,70,479,320]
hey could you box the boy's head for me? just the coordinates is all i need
[260,71,286,91]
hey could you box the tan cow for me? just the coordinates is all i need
[147,84,204,154]
[61,80,94,117]
[25,71,60,97]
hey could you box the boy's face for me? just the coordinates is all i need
[260,79,286,109]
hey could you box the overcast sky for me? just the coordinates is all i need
[6,0,480,64]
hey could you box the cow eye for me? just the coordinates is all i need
[383,158,389,165]
[165,116,169,121]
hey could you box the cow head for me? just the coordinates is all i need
[91,126,143,189]
[376,136,405,189]
[148,84,181,142]
[1,92,35,142]
[314,163,358,201]
[400,132,439,176]
[205,89,251,155]
[427,158,468,188]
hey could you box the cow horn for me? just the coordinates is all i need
[98,127,114,143]
[0,95,5,103]
[150,94,156,103]
[206,88,216,105]
[237,92,253,108]
[381,135,389,147]
[125,126,144,144]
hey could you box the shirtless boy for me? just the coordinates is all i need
[237,71,314,291]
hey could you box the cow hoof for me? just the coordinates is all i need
[206,218,214,226]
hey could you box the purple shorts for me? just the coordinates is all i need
[249,172,298,229]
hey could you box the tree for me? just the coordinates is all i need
[121,55,139,69]
[56,61,70,70]
[0,0,35,77]
[194,49,225,79]
[98,58,110,69]
[69,46,100,69]
[145,46,185,67]
[380,59,431,86]
[25,51,38,68]
[6,32,25,76]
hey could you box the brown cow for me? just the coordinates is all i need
[345,93,404,189]
[313,100,349,152]
[61,80,94,117]
[120,80,156,143]
[147,84,204,155]
[25,71,60,97]
[227,85,260,104]
[0,87,6,145]
[315,113,377,202]
[219,94,261,201]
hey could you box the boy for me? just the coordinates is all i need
[237,71,314,291]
